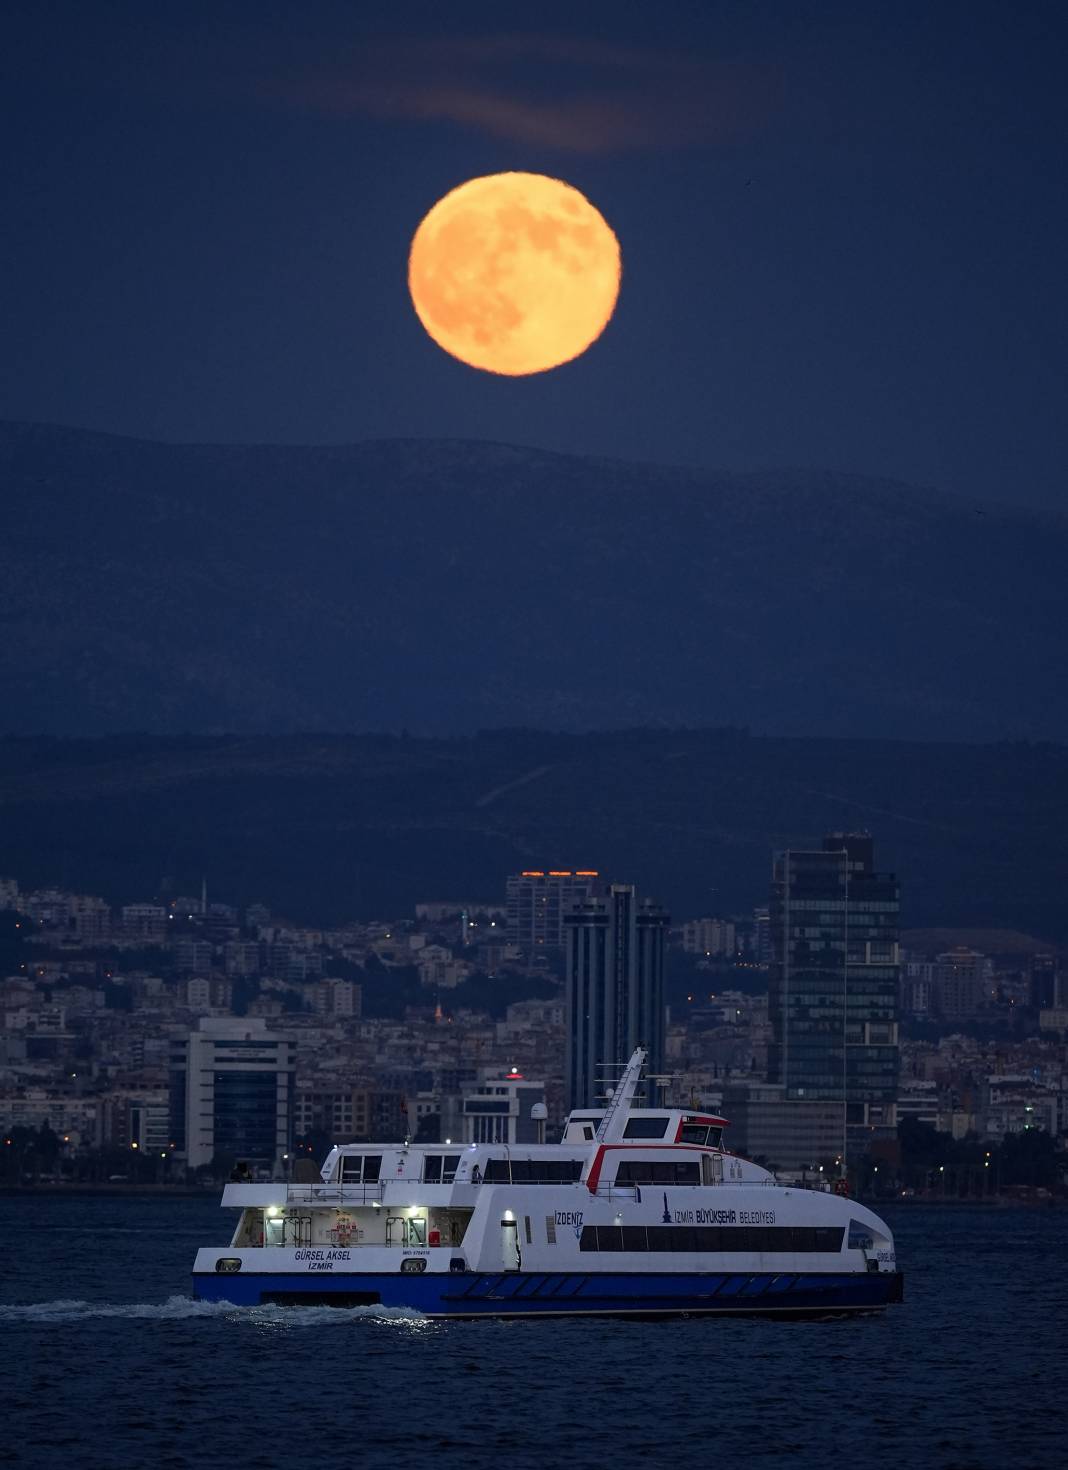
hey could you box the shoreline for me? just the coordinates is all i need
[0,1183,1056,1205]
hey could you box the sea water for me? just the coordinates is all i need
[3,1195,1065,1470]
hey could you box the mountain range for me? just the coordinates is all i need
[1,729,1065,938]
[2,421,1065,740]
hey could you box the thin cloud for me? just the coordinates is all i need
[261,35,778,155]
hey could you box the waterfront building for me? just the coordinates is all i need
[505,869,601,952]
[564,883,670,1110]
[767,832,900,1157]
[169,1017,295,1172]
[720,1081,844,1172]
[461,1069,547,1145]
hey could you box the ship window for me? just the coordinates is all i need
[679,1125,709,1144]
[623,1118,669,1139]
[546,1216,557,1244]
[340,1154,382,1184]
[576,1225,846,1254]
[707,1127,723,1148]
[483,1158,583,1184]
[422,1152,461,1183]
[615,1160,701,1186]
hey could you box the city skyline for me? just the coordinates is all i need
[3,833,1064,1188]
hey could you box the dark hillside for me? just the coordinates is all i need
[2,422,1065,740]
[1,729,1065,938]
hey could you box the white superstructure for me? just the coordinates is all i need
[192,1049,902,1317]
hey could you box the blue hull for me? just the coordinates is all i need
[193,1268,904,1317]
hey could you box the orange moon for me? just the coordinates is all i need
[408,172,621,376]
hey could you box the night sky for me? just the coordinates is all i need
[3,1,1065,510]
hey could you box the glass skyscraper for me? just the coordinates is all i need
[767,833,900,1155]
[564,883,669,1110]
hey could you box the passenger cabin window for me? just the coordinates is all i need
[580,1224,845,1253]
[678,1123,724,1148]
[616,1160,701,1185]
[340,1154,382,1184]
[423,1154,461,1183]
[483,1159,583,1184]
[623,1118,669,1139]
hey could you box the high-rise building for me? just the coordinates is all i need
[681,918,736,957]
[169,1016,295,1171]
[932,947,993,1019]
[505,869,601,952]
[767,833,899,1156]
[564,883,670,1110]
[1030,953,1063,1011]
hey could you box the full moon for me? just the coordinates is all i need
[408,172,621,376]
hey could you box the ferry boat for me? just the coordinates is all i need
[192,1049,903,1318]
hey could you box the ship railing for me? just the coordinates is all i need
[590,1184,642,1200]
[283,1182,386,1206]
